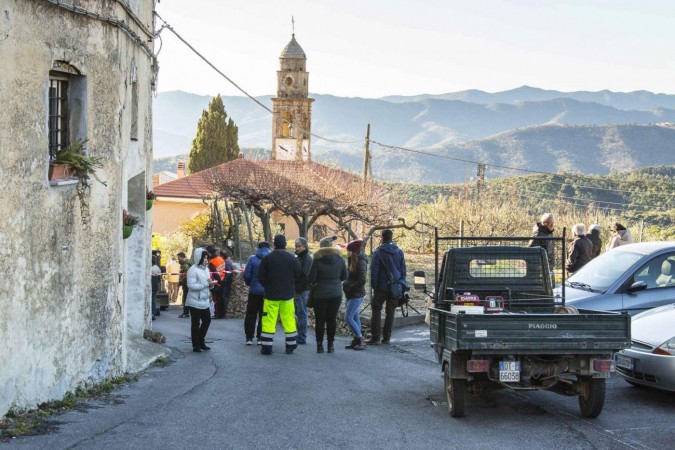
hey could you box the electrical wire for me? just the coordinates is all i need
[151,12,673,205]
[153,13,361,145]
[370,141,675,197]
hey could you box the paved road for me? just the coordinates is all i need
[6,307,675,449]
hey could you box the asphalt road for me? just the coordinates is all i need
[6,307,675,449]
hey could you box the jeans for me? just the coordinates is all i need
[345,296,364,337]
[370,290,397,341]
[151,290,158,317]
[244,293,264,340]
[313,296,342,344]
[189,306,211,347]
[294,290,309,343]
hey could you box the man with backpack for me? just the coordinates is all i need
[368,229,406,345]
[243,241,271,345]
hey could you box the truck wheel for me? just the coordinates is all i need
[578,377,605,418]
[444,364,466,418]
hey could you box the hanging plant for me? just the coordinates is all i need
[146,189,156,210]
[123,209,140,239]
[51,139,107,226]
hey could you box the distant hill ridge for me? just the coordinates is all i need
[153,88,675,183]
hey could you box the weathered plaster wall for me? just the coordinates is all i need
[0,0,155,416]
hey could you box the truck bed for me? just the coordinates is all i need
[430,307,631,355]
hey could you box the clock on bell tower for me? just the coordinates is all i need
[271,33,314,161]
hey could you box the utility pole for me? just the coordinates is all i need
[362,123,371,187]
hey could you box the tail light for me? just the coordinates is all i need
[467,359,490,373]
[592,359,614,373]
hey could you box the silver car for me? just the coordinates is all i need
[555,242,675,315]
[615,303,675,391]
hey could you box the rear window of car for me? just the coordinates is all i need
[569,250,644,291]
[469,259,527,278]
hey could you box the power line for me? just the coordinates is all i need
[153,13,361,146]
[371,140,675,197]
[486,185,673,212]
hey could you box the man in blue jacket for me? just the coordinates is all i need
[368,229,406,345]
[243,241,271,345]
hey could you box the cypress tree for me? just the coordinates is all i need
[188,95,240,174]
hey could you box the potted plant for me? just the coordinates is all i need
[146,189,156,210]
[50,139,105,186]
[122,209,140,239]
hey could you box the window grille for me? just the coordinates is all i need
[49,73,69,159]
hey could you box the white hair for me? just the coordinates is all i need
[572,223,586,236]
[540,213,554,224]
[588,224,600,231]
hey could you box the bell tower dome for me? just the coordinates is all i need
[271,34,314,161]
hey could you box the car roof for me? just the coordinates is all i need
[610,241,675,256]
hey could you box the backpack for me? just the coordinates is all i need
[378,251,405,298]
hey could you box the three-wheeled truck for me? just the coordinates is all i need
[421,231,631,418]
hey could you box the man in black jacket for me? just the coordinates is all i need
[566,223,593,274]
[529,213,556,269]
[258,234,303,355]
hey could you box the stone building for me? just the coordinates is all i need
[0,0,162,417]
[271,34,314,161]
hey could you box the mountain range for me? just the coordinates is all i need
[153,87,675,183]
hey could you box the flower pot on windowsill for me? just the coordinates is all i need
[123,225,134,239]
[146,199,154,210]
[48,162,75,181]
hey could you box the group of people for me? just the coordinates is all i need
[530,212,634,274]
[239,229,406,355]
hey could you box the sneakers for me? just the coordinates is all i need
[246,339,253,346]
[257,339,262,346]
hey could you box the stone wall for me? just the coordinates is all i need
[0,0,155,417]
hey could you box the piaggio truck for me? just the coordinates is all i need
[419,231,631,418]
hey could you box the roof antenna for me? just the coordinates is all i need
[292,15,295,36]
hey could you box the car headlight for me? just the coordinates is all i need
[653,337,675,356]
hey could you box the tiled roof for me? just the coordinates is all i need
[280,34,306,59]
[153,159,363,200]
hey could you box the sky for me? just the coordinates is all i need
[154,0,675,98]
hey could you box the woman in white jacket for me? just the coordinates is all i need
[186,248,214,352]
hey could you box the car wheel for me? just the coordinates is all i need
[444,363,466,418]
[578,376,605,418]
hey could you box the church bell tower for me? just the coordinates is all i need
[271,33,314,161]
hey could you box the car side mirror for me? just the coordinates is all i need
[627,280,647,293]
[413,270,426,291]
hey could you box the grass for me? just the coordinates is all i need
[0,373,138,441]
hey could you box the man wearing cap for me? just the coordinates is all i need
[257,234,303,355]
[294,237,313,345]
[368,229,406,345]
[243,241,271,345]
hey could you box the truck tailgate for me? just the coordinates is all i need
[430,308,631,354]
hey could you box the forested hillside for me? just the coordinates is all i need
[390,166,675,232]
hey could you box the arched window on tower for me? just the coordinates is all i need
[281,112,292,138]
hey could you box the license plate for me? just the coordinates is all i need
[615,354,634,370]
[499,361,520,382]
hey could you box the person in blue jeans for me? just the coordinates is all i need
[342,239,368,350]
[294,237,313,345]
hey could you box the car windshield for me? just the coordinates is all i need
[567,250,644,292]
